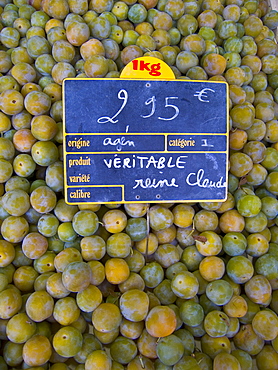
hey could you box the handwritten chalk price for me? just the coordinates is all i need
[97,89,128,124]
[141,96,179,121]
[97,88,180,124]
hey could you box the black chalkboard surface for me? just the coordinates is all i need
[63,78,229,204]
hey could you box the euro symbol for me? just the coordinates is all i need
[194,88,215,103]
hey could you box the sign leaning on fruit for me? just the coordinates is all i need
[0,0,278,369]
[63,56,230,204]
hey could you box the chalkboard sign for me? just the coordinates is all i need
[63,78,229,204]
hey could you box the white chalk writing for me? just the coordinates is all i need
[186,169,226,188]
[133,178,178,189]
